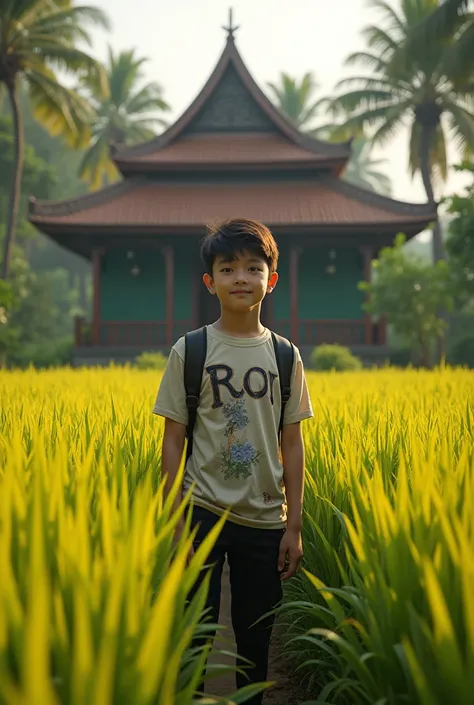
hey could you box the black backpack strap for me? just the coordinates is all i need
[271,332,295,443]
[184,326,207,462]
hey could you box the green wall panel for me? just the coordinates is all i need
[173,247,194,320]
[100,247,194,323]
[100,249,166,321]
[272,243,290,319]
[299,247,365,319]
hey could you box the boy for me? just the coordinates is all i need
[153,218,313,704]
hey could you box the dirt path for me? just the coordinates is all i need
[205,561,304,704]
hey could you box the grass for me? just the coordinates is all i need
[0,366,473,704]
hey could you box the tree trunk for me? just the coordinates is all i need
[419,122,444,263]
[1,82,24,281]
[420,335,431,368]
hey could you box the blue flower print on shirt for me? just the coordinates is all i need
[219,399,260,480]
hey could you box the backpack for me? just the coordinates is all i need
[184,326,294,462]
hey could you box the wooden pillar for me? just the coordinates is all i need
[92,248,103,346]
[191,262,201,330]
[162,245,175,346]
[379,317,387,345]
[290,245,301,344]
[74,315,84,347]
[361,246,373,345]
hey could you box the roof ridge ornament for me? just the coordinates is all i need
[223,7,239,40]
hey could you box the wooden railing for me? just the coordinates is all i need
[74,317,387,348]
[74,317,191,347]
[273,319,386,346]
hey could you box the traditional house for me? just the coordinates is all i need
[29,16,436,365]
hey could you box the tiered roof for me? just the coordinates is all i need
[30,24,437,252]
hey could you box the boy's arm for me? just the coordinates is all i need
[279,421,305,580]
[162,417,187,514]
[281,421,304,531]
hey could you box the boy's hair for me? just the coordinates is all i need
[200,218,279,275]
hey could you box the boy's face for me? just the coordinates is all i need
[203,250,278,314]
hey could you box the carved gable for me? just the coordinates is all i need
[184,64,277,134]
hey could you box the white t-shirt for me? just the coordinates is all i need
[153,325,313,529]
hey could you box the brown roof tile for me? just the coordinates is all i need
[113,38,352,169]
[116,132,329,165]
[30,178,436,230]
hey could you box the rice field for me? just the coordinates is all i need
[0,366,473,704]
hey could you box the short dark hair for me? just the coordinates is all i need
[200,218,279,275]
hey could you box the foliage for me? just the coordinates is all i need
[332,0,474,189]
[266,74,393,195]
[331,0,474,262]
[342,135,392,195]
[444,161,474,299]
[9,265,80,345]
[0,279,19,362]
[0,0,108,146]
[266,72,327,130]
[0,115,56,200]
[360,234,454,366]
[0,249,81,362]
[310,344,362,371]
[78,47,171,189]
[279,368,474,704]
[448,332,474,367]
[401,0,474,79]
[8,335,73,368]
[315,120,393,195]
[135,350,169,370]
[0,369,272,704]
[2,368,473,703]
[0,0,110,278]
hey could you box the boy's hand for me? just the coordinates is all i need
[278,528,303,580]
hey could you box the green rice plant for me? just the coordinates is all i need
[281,368,474,704]
[0,368,272,704]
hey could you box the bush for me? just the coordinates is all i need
[310,344,362,371]
[448,334,474,368]
[388,347,413,368]
[135,350,168,370]
[8,336,73,368]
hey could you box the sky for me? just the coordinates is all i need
[88,0,470,237]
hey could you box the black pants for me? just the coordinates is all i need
[188,506,285,705]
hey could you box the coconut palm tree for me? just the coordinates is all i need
[343,136,393,194]
[404,0,474,79]
[266,72,392,194]
[79,47,171,189]
[0,0,108,280]
[266,72,327,130]
[313,120,393,194]
[331,0,474,262]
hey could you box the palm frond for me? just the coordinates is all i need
[266,71,321,128]
[126,83,171,115]
[432,122,448,182]
[335,75,411,97]
[78,130,118,189]
[445,101,474,155]
[331,88,395,117]
[407,0,470,44]
[28,5,111,45]
[442,20,474,79]
[368,0,407,34]
[344,50,390,73]
[371,108,408,147]
[26,42,106,83]
[363,25,401,56]
[26,65,93,147]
